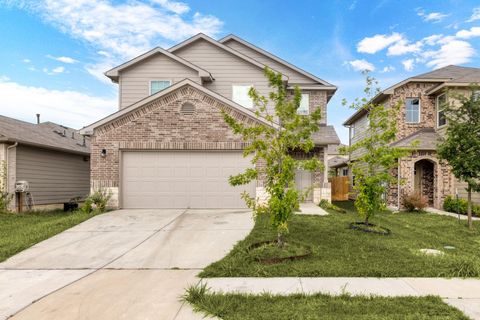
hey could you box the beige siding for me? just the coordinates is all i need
[119,53,201,108]
[223,39,317,84]
[15,145,90,205]
[173,39,273,108]
[350,113,369,160]
[454,180,480,205]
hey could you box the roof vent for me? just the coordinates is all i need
[180,102,196,115]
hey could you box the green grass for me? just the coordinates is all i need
[184,284,469,320]
[0,210,101,262]
[200,201,480,278]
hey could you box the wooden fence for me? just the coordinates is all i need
[331,176,349,201]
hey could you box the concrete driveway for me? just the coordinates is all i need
[0,209,253,320]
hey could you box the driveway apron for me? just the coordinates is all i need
[0,208,253,320]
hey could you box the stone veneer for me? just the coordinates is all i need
[91,84,330,208]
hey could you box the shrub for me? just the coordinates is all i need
[0,161,12,212]
[403,192,428,212]
[81,188,112,214]
[443,195,479,216]
[319,199,347,213]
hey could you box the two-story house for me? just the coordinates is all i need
[80,33,340,209]
[343,65,480,210]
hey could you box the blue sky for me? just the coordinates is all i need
[0,0,479,143]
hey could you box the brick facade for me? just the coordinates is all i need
[383,82,455,209]
[287,90,328,124]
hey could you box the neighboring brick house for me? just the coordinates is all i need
[80,33,340,209]
[343,65,480,210]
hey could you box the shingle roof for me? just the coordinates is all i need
[0,115,90,155]
[413,65,480,83]
[390,128,441,150]
[312,125,341,145]
[328,156,348,168]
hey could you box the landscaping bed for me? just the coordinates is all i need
[185,286,468,320]
[200,201,480,278]
[0,210,101,262]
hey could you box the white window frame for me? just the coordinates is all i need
[473,90,480,101]
[436,93,447,128]
[232,84,254,109]
[298,93,310,115]
[405,97,421,124]
[149,80,172,95]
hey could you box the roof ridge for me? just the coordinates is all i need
[218,34,335,87]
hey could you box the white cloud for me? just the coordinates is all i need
[387,39,422,56]
[456,27,480,39]
[418,10,449,23]
[47,55,78,64]
[425,40,475,69]
[380,66,395,73]
[22,58,31,63]
[8,0,224,83]
[357,33,403,54]
[52,66,65,73]
[467,7,480,22]
[347,59,375,71]
[0,77,116,128]
[150,0,189,14]
[402,59,415,71]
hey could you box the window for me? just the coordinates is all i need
[436,93,447,127]
[150,80,171,95]
[473,90,480,101]
[342,168,349,176]
[351,124,355,137]
[232,85,253,108]
[298,93,309,115]
[405,98,420,123]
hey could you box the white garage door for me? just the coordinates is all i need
[121,151,255,208]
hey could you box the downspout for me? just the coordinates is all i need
[397,159,400,210]
[6,142,18,194]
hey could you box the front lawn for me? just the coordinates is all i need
[0,210,101,262]
[185,286,468,320]
[201,201,480,277]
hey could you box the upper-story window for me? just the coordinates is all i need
[405,98,420,123]
[298,93,309,115]
[232,85,253,108]
[473,90,480,101]
[150,80,171,95]
[436,93,447,127]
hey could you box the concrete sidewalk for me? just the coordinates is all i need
[426,207,480,221]
[202,277,480,319]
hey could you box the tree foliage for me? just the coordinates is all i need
[437,87,480,229]
[342,76,413,224]
[222,67,323,246]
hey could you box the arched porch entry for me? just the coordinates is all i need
[414,159,435,206]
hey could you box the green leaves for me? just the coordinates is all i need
[437,87,480,228]
[344,76,412,223]
[222,67,324,239]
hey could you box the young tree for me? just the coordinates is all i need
[342,76,412,225]
[223,67,323,247]
[437,88,480,229]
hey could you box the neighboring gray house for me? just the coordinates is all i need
[343,65,480,209]
[80,33,340,209]
[0,115,90,211]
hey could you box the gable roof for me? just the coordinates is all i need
[104,47,213,83]
[168,33,288,80]
[219,34,336,88]
[0,116,90,155]
[80,78,278,135]
[328,156,348,169]
[390,128,441,150]
[343,65,480,126]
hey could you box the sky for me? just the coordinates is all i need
[0,0,479,144]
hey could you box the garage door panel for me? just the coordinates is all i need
[122,151,254,208]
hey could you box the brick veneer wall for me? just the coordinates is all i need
[286,90,328,124]
[387,151,454,209]
[91,85,263,207]
[390,82,438,140]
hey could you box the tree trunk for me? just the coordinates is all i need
[467,185,473,229]
[277,232,284,248]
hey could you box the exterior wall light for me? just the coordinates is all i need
[101,149,107,157]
